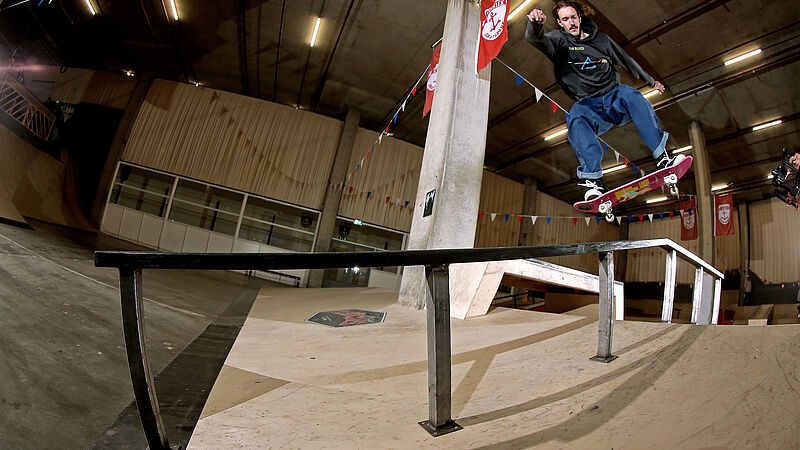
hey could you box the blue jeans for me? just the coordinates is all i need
[567,84,668,180]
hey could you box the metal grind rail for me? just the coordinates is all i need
[95,238,723,448]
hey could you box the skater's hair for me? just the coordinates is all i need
[552,1,596,21]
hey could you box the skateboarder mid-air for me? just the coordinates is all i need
[525,1,684,201]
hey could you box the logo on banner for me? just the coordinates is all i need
[681,209,695,229]
[481,1,507,41]
[427,63,438,92]
[717,203,731,225]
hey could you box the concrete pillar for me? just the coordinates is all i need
[517,176,538,246]
[688,121,714,265]
[398,0,491,310]
[90,73,154,226]
[307,109,361,288]
[737,201,749,306]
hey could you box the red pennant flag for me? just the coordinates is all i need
[423,43,442,117]
[386,196,391,203]
[477,0,509,72]
[551,100,558,114]
[669,211,674,219]
[625,159,629,167]
[714,193,734,236]
[384,124,390,134]
[411,85,417,97]
[680,197,698,241]
[517,215,522,223]
[348,187,353,194]
[479,212,485,220]
[572,217,578,225]
[638,215,644,222]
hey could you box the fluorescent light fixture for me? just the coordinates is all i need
[724,48,761,66]
[711,183,729,191]
[646,196,669,204]
[310,17,321,47]
[673,145,692,153]
[84,0,95,15]
[168,0,179,20]
[602,164,626,174]
[125,70,134,77]
[544,128,568,141]
[194,81,200,86]
[752,119,782,131]
[643,90,659,99]
[767,173,774,180]
[507,0,533,21]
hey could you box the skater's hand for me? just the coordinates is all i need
[528,9,547,24]
[653,81,666,93]
[790,153,800,169]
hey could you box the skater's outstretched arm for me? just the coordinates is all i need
[525,9,557,61]
[790,153,800,169]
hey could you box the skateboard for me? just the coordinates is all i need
[574,156,693,222]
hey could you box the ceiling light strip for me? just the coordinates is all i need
[602,165,626,174]
[646,196,669,204]
[723,48,761,66]
[507,0,533,21]
[84,0,95,15]
[168,0,179,20]
[544,128,568,141]
[752,119,782,131]
[673,145,692,153]
[310,17,321,47]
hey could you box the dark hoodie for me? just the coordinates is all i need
[525,18,655,100]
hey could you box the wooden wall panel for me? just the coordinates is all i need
[475,171,524,248]
[749,198,800,282]
[337,129,422,232]
[122,80,341,209]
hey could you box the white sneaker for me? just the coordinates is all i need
[656,151,686,170]
[578,178,607,201]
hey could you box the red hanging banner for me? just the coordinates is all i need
[477,0,509,72]
[423,43,442,117]
[714,193,734,236]
[680,197,698,241]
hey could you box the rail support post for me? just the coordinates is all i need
[419,264,462,436]
[120,268,171,450]
[591,251,617,363]
[661,249,678,322]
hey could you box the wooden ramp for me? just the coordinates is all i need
[189,287,800,448]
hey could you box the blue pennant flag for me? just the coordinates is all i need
[404,201,409,208]
[367,192,372,198]
[602,142,608,154]
[627,216,632,223]
[658,213,664,220]
[546,217,552,224]
[515,74,524,86]
[393,111,398,123]
[565,112,570,122]
[504,214,510,222]
[595,217,602,225]
[633,166,638,175]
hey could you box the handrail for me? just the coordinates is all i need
[95,238,722,448]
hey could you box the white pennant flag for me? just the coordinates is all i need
[615,150,620,163]
[378,134,383,144]
[530,216,537,226]
[641,170,646,177]
[648,214,654,222]
[616,216,622,225]
[401,100,406,112]
[585,217,591,226]
[490,213,497,222]
[534,87,543,103]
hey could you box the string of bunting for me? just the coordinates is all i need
[476,208,693,227]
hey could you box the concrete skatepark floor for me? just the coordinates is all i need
[1,219,798,448]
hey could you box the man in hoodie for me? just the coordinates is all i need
[526,1,682,201]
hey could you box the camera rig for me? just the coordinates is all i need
[771,148,799,209]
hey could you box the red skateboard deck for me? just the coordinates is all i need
[574,156,693,220]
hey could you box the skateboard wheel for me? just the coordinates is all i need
[670,185,679,197]
[605,213,614,222]
[598,203,608,214]
[665,174,678,184]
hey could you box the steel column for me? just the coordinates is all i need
[591,252,617,363]
[661,250,678,322]
[692,267,705,323]
[419,265,462,436]
[119,268,171,450]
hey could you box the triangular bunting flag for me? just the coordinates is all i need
[401,100,406,112]
[385,124,390,134]
[367,191,372,198]
[385,196,391,203]
[411,85,417,97]
[658,213,664,220]
[615,150,620,163]
[551,100,558,114]
[491,213,497,222]
[627,216,632,223]
[638,215,644,222]
[596,217,602,225]
[648,214,654,222]
[348,186,353,194]
[530,216,537,226]
[378,134,383,144]
[616,216,622,225]
[534,87,543,102]
[504,214,510,222]
[479,212,485,220]
[517,215,522,223]
[546,217,552,224]
[669,211,674,218]
[404,201,409,208]
[625,159,629,167]
[572,217,578,225]
[602,141,608,154]
[392,111,398,123]
[633,166,638,175]
[585,217,591,226]
[516,73,524,86]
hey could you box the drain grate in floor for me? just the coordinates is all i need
[306,309,386,327]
